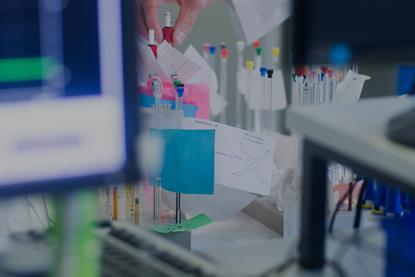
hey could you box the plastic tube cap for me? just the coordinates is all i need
[259,67,267,77]
[266,69,274,78]
[245,61,254,71]
[209,46,216,55]
[253,40,261,49]
[272,48,281,58]
[173,79,181,88]
[295,66,307,77]
[148,29,155,45]
[255,47,263,56]
[176,86,185,97]
[220,49,229,60]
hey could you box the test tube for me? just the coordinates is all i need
[175,84,184,110]
[257,67,267,134]
[175,85,184,224]
[266,69,274,132]
[328,69,337,102]
[151,77,163,224]
[310,69,318,105]
[245,60,254,131]
[272,48,281,70]
[208,45,216,72]
[219,45,229,124]
[235,41,245,128]
[252,40,261,68]
[151,76,162,108]
[294,66,307,105]
[303,78,310,105]
[162,12,174,44]
[202,43,210,61]
[292,74,298,105]
[255,47,263,69]
[148,29,158,58]
[321,66,329,104]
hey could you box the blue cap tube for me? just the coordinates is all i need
[209,46,216,55]
[385,186,403,217]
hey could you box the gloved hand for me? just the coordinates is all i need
[137,0,213,45]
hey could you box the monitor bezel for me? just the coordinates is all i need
[0,0,140,197]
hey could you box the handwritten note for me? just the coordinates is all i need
[182,118,275,196]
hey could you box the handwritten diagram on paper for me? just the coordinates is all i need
[232,141,272,187]
[182,118,275,195]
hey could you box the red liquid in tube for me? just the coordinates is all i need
[162,12,174,44]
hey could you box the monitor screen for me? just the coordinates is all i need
[0,0,138,194]
[292,0,415,64]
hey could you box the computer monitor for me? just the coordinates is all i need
[292,0,415,64]
[0,0,139,195]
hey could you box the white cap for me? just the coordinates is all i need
[148,29,155,45]
[236,41,245,53]
[164,12,172,27]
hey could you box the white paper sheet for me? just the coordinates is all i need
[225,0,292,44]
[162,185,256,221]
[182,118,275,196]
[137,42,168,85]
[333,70,371,103]
[184,45,227,117]
[157,41,201,82]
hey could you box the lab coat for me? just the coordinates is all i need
[224,0,292,44]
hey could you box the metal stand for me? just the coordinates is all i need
[175,193,182,224]
[299,139,327,269]
[154,177,161,224]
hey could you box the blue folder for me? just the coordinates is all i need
[151,129,215,195]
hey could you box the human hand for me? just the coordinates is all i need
[137,0,213,45]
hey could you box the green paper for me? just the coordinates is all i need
[152,213,213,234]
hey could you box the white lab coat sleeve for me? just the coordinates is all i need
[224,0,292,44]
